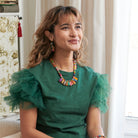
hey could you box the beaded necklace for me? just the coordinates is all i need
[50,58,78,86]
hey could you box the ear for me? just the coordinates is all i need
[45,31,54,41]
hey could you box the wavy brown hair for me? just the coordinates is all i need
[27,6,88,68]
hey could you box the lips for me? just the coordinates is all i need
[68,39,78,44]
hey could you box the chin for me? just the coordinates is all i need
[73,46,81,51]
[71,45,80,50]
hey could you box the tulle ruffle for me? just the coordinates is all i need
[90,73,111,113]
[4,69,45,111]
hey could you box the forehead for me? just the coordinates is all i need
[58,14,81,25]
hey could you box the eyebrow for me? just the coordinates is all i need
[59,22,82,27]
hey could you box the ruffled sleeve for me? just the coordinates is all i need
[90,72,111,113]
[4,69,45,111]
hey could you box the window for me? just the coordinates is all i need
[125,0,138,118]
[124,0,138,137]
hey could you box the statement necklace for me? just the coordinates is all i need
[50,58,78,86]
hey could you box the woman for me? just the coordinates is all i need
[5,6,110,138]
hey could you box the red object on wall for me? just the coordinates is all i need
[18,22,22,37]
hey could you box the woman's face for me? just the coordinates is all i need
[52,14,83,52]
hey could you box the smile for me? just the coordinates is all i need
[68,39,79,44]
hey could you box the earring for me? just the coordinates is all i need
[50,41,55,52]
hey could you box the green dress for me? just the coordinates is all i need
[4,59,110,138]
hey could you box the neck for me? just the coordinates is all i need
[52,51,74,72]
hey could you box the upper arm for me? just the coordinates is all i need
[20,102,37,135]
[86,107,102,130]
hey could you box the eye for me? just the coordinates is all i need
[75,25,82,29]
[61,26,69,30]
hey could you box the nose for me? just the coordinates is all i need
[70,28,77,37]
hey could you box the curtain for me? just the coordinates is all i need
[108,0,131,137]
[19,0,36,68]
[21,0,131,137]
[35,0,81,30]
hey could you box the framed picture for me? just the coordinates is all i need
[0,0,18,12]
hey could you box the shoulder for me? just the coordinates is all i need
[28,59,49,73]
[78,65,94,73]
[26,59,50,79]
[78,65,108,84]
[78,65,98,82]
[78,64,97,76]
[12,59,50,82]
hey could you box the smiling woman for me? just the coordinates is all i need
[46,15,83,53]
[4,5,110,138]
[28,5,86,69]
[45,14,83,71]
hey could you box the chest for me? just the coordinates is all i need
[41,77,92,116]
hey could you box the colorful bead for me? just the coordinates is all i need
[65,81,68,86]
[61,79,64,84]
[93,135,105,138]
[59,78,63,82]
[50,58,78,87]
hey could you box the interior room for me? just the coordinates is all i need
[0,0,138,138]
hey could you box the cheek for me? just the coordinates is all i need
[79,31,83,38]
[54,31,66,40]
[79,34,83,41]
[53,33,67,46]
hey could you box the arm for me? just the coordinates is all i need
[20,103,53,138]
[86,107,104,138]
